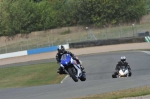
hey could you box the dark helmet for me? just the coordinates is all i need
[57,45,65,53]
[120,56,126,62]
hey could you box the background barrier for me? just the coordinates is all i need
[0,44,69,59]
[0,36,149,59]
[1,22,150,54]
[27,46,58,55]
[0,51,27,59]
[145,36,150,42]
[69,37,145,48]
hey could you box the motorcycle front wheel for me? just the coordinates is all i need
[80,74,86,81]
[68,68,78,82]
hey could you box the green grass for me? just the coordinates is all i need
[72,86,150,99]
[0,62,65,89]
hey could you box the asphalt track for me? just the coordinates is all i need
[0,51,150,99]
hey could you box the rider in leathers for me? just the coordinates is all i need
[56,45,85,74]
[112,56,132,78]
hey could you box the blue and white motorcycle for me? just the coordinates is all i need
[60,54,86,82]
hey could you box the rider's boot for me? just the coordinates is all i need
[57,67,66,74]
[112,71,118,78]
[128,71,132,77]
[112,74,117,78]
[57,67,61,74]
[80,65,86,73]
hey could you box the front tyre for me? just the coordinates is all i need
[68,68,78,82]
[80,74,86,81]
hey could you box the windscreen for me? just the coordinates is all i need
[60,54,71,65]
[120,66,126,69]
[61,54,68,60]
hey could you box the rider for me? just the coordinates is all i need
[56,45,85,74]
[112,56,132,78]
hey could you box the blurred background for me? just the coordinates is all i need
[0,20,149,54]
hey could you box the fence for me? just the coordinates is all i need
[0,21,150,54]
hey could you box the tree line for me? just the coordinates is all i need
[0,0,148,36]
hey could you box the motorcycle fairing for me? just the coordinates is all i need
[60,54,82,78]
[119,66,129,77]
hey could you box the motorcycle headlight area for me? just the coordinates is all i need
[65,62,68,64]
[64,61,71,65]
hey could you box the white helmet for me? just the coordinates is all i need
[121,56,126,62]
[57,45,65,53]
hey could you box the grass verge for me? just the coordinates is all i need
[72,86,150,99]
[0,62,65,89]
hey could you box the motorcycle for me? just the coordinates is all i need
[118,66,129,78]
[60,54,86,82]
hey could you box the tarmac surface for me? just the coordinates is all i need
[0,43,150,99]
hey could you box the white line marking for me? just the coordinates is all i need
[60,75,69,84]
[142,51,150,55]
